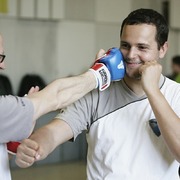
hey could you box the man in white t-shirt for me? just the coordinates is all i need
[15,8,180,179]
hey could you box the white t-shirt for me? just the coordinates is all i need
[0,144,11,180]
[58,75,180,180]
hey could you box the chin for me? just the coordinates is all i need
[126,72,141,80]
[134,74,141,80]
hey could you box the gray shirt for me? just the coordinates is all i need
[0,95,34,143]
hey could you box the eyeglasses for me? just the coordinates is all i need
[0,54,6,63]
[149,119,161,137]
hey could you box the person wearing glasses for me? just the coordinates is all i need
[0,32,120,180]
[0,54,5,64]
[16,8,180,179]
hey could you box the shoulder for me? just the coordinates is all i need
[0,95,33,112]
[162,77,180,98]
[164,76,180,88]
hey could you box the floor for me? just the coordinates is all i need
[11,161,86,180]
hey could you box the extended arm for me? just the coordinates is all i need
[3,71,95,146]
[7,50,103,152]
[28,71,96,121]
[15,119,73,168]
[29,47,125,122]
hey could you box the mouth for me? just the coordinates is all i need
[124,59,142,65]
[124,60,142,70]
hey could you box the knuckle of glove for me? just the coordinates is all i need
[90,47,125,91]
[99,47,125,81]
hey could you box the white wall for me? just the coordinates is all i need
[0,18,60,94]
[0,0,180,94]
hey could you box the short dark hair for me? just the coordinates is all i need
[172,56,180,65]
[120,8,169,50]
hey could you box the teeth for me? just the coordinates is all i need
[127,62,140,64]
[124,60,141,64]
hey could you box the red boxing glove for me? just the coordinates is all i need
[7,141,21,155]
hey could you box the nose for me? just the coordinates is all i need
[0,61,5,69]
[127,47,137,60]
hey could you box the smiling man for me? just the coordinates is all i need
[16,8,180,180]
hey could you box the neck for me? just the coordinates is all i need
[123,76,145,97]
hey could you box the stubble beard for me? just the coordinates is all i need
[126,68,142,80]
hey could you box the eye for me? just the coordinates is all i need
[138,45,148,51]
[120,43,130,50]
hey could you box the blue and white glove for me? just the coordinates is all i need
[90,47,125,91]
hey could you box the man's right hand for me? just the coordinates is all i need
[15,139,40,168]
[90,47,125,91]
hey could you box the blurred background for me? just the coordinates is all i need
[0,0,180,179]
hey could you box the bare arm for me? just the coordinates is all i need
[28,48,107,122]
[28,71,96,121]
[15,72,96,167]
[140,61,180,162]
[15,119,73,168]
[15,49,107,167]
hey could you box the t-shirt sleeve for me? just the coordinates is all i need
[0,95,34,143]
[55,90,98,140]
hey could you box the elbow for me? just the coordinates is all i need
[175,151,180,163]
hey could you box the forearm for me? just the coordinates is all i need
[29,119,73,161]
[15,119,73,168]
[146,89,180,162]
[28,71,96,121]
[53,70,97,108]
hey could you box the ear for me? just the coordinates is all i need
[159,41,168,59]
